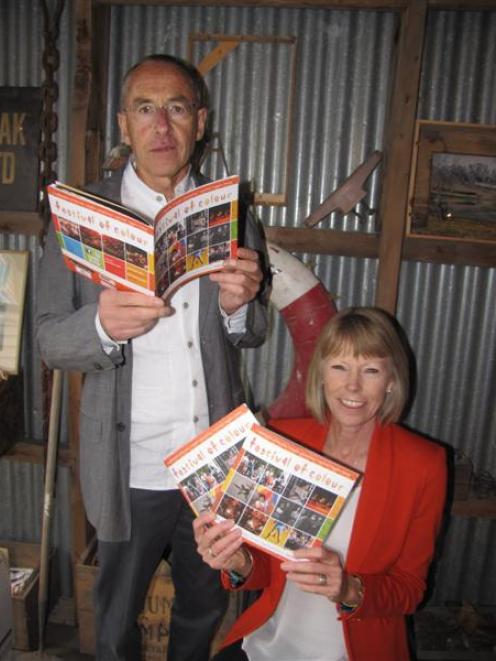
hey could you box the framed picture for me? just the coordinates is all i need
[407,121,496,243]
[0,250,29,376]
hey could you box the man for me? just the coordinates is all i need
[36,54,268,660]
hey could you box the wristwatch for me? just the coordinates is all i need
[339,574,364,612]
[227,568,247,588]
[227,546,253,587]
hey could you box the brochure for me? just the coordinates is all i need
[165,407,362,562]
[46,175,239,301]
[164,404,258,516]
[218,424,362,561]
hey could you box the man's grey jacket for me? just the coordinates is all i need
[36,169,268,542]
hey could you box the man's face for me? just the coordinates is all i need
[118,61,207,194]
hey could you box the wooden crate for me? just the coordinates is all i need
[75,538,174,660]
[0,540,40,651]
[0,547,13,655]
[138,561,174,660]
[76,538,239,660]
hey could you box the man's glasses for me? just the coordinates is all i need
[124,100,198,125]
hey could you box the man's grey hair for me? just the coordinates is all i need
[120,53,210,111]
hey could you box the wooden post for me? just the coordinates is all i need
[67,0,112,564]
[67,0,95,579]
[375,0,428,313]
[69,0,92,187]
[69,0,110,186]
[86,3,111,183]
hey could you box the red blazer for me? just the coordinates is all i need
[221,418,447,660]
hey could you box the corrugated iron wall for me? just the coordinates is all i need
[398,9,496,604]
[104,3,396,414]
[0,0,75,593]
[0,2,494,605]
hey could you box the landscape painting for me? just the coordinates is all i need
[408,121,496,242]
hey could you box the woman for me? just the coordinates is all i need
[194,307,447,660]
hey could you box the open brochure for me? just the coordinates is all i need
[164,404,259,516]
[46,175,239,302]
[165,407,361,562]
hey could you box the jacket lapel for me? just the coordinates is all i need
[193,171,216,334]
[87,169,123,205]
[345,423,393,570]
[199,276,218,334]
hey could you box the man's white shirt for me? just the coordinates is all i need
[96,161,247,489]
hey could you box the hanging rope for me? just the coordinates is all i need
[38,0,65,242]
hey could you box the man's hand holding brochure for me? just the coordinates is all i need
[46,175,239,302]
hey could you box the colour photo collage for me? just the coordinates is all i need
[154,200,237,298]
[55,216,152,291]
[179,440,341,559]
[178,439,245,515]
[219,449,340,558]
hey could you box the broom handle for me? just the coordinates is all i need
[38,368,63,652]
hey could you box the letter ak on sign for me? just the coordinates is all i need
[0,87,42,212]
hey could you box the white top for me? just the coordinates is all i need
[243,485,362,661]
[121,164,209,489]
[96,162,246,489]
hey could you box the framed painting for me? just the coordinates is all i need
[0,250,29,376]
[407,121,496,243]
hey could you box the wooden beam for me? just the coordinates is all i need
[429,0,496,7]
[266,226,379,258]
[94,0,410,8]
[265,226,496,268]
[192,33,296,44]
[403,236,496,268]
[3,441,73,468]
[196,41,240,76]
[93,0,496,7]
[375,0,428,313]
[452,498,496,518]
[0,212,43,236]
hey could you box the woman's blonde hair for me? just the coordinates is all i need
[306,307,411,425]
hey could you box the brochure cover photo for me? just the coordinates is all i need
[46,175,239,301]
[218,424,362,561]
[163,404,258,516]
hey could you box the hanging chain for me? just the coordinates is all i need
[38,0,65,442]
[38,0,65,241]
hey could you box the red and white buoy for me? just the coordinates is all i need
[266,241,337,419]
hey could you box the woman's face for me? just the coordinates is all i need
[322,349,394,432]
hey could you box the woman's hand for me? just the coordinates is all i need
[193,511,252,577]
[281,546,360,605]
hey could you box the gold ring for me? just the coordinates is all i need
[318,573,327,586]
[208,548,216,558]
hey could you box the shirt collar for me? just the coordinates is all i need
[121,158,195,221]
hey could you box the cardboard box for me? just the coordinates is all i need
[0,540,40,650]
